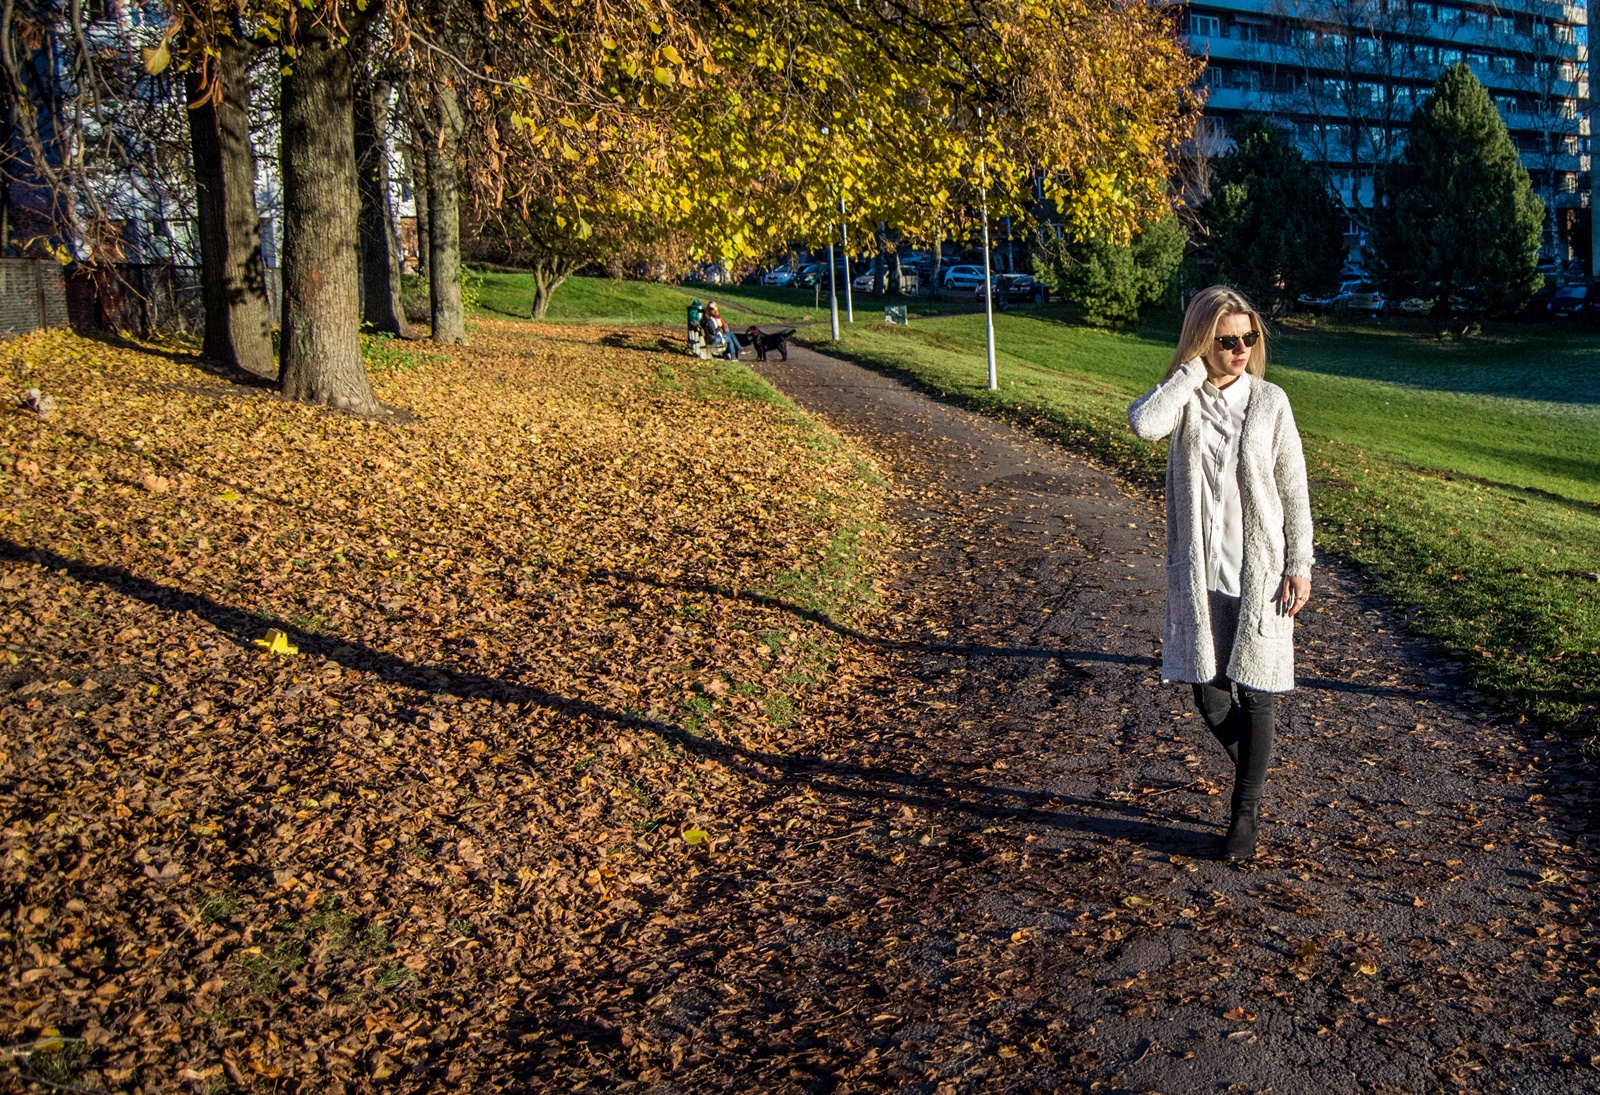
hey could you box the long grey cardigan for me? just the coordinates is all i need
[1127,357,1314,693]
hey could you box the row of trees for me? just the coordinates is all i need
[1027,64,1542,327]
[1194,64,1541,321]
[1,0,1203,412]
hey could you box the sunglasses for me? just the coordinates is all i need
[1214,331,1261,353]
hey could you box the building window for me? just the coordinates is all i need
[1555,23,1575,43]
[1558,63,1577,82]
[1436,5,1459,22]
[1439,48,1462,64]
[1189,14,1221,37]
[1494,95,1518,115]
[1560,98,1578,119]
[1322,32,1346,51]
[1411,43,1434,63]
[1410,1,1433,18]
[1235,68,1261,90]
[1238,23,1261,42]
[1491,56,1514,74]
[1462,8,1487,28]
[1465,52,1488,69]
[1491,16,1513,34]
[1563,173,1578,192]
[1202,66,1224,88]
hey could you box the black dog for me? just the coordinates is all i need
[745,326,797,362]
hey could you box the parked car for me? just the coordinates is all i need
[942,264,987,290]
[1520,285,1555,318]
[1296,280,1360,313]
[762,268,797,287]
[1447,286,1479,313]
[1343,282,1387,314]
[1394,296,1435,316]
[974,273,1045,305]
[1549,283,1590,318]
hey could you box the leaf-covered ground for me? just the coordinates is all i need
[0,323,891,1092]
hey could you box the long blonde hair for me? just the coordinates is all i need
[1166,285,1268,381]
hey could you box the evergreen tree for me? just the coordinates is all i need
[1034,213,1186,326]
[1199,117,1344,316]
[1372,64,1544,318]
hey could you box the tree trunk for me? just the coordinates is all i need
[354,77,414,337]
[404,139,430,277]
[425,82,466,344]
[277,30,381,415]
[186,29,275,377]
[929,232,942,298]
[531,263,569,319]
[0,86,12,257]
[890,249,905,297]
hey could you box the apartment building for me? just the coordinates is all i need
[1182,0,1590,259]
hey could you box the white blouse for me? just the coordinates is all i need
[1196,373,1250,597]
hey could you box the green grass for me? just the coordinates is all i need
[804,310,1600,733]
[471,271,829,326]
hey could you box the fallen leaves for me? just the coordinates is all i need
[0,322,891,1092]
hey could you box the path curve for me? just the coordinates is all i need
[528,342,1600,1094]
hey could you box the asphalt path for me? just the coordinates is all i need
[528,341,1600,1093]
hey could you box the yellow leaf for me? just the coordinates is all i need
[653,66,675,87]
[253,629,298,656]
[682,827,709,845]
[141,40,171,75]
[1121,894,1151,908]
[1356,961,1378,976]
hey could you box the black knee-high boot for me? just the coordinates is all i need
[1223,686,1276,862]
[1192,680,1241,765]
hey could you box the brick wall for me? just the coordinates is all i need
[0,259,69,336]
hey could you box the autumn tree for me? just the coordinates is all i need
[355,69,414,338]
[185,22,277,376]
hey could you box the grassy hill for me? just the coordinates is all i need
[812,310,1600,732]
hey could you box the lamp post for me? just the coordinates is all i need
[827,234,841,341]
[839,197,854,323]
[978,109,998,391]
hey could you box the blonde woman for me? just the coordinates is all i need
[1127,285,1313,862]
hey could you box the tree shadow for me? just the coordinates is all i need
[2,538,1213,857]
[81,328,279,391]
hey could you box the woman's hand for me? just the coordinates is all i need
[1276,575,1311,617]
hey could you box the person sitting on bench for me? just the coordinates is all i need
[704,301,742,360]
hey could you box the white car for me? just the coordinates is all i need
[851,273,875,291]
[942,264,987,290]
[761,269,796,287]
[1343,282,1387,314]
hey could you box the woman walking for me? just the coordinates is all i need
[1127,286,1313,862]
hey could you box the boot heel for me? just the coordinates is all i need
[1222,802,1259,863]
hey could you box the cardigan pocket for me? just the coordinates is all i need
[1257,595,1295,637]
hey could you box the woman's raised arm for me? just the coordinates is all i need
[1127,357,1206,441]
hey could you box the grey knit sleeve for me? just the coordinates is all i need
[1127,357,1206,441]
[1275,399,1315,578]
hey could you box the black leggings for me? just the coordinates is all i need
[1192,591,1275,809]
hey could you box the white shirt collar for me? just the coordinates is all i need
[1202,373,1251,410]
